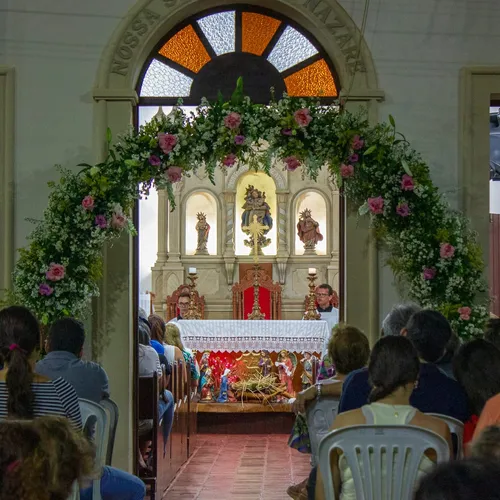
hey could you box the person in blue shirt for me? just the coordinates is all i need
[338,309,470,423]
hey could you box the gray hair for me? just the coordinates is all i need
[382,303,421,336]
[138,307,148,322]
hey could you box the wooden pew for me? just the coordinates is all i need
[187,365,198,457]
[138,373,159,500]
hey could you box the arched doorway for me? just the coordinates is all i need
[93,0,383,474]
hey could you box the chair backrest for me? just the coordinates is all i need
[427,413,464,459]
[306,397,340,466]
[166,285,205,321]
[99,398,119,466]
[318,424,450,500]
[79,399,110,500]
[232,267,282,319]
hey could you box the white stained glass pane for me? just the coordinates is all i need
[140,59,193,97]
[197,11,235,55]
[267,26,318,72]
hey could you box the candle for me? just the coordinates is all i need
[308,268,316,275]
[188,267,197,274]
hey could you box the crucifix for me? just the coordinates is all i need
[242,215,269,320]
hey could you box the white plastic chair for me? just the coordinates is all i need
[100,398,119,465]
[427,413,464,459]
[306,397,340,466]
[79,399,110,500]
[318,425,450,500]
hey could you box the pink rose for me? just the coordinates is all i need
[111,212,127,229]
[440,242,455,259]
[352,135,364,150]
[349,153,359,163]
[95,215,107,229]
[158,133,177,154]
[294,108,312,127]
[234,135,245,145]
[396,202,410,217]
[46,263,65,281]
[224,112,241,130]
[368,196,384,215]
[284,156,301,171]
[39,283,54,296]
[282,129,293,136]
[340,164,354,178]
[401,174,415,191]
[166,166,183,183]
[458,306,471,321]
[423,267,436,280]
[82,195,94,211]
[149,155,161,166]
[223,153,237,167]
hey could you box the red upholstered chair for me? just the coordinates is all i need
[232,268,282,320]
[165,285,206,321]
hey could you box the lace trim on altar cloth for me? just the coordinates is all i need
[176,320,331,353]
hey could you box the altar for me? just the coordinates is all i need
[177,319,332,433]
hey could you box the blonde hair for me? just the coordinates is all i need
[165,323,185,351]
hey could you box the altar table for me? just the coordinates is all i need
[176,319,331,354]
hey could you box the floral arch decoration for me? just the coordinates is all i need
[9,78,488,339]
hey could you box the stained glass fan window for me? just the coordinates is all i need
[138,6,338,104]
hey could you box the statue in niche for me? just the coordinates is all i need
[297,208,323,255]
[241,185,273,254]
[195,212,210,255]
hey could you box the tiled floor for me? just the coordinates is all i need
[165,434,311,499]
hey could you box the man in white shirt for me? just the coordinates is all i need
[314,283,339,332]
[168,291,190,323]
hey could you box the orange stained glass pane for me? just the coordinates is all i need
[242,12,281,56]
[284,59,337,97]
[159,24,211,73]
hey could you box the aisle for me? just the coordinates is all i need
[166,434,311,499]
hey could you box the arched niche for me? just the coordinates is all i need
[294,190,328,256]
[184,190,218,255]
[235,171,277,256]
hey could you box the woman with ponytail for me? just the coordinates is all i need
[315,336,452,500]
[0,306,81,429]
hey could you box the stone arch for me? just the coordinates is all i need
[226,163,287,191]
[94,0,382,97]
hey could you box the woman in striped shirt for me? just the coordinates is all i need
[0,306,82,429]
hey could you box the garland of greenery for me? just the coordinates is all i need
[9,80,488,339]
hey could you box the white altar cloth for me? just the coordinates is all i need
[176,320,331,354]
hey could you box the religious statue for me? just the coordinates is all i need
[241,185,273,254]
[195,212,210,255]
[200,366,214,401]
[217,367,231,403]
[300,352,315,390]
[198,352,213,400]
[258,350,273,377]
[275,350,295,397]
[297,208,323,254]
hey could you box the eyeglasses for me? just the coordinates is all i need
[315,293,330,297]
[178,302,190,307]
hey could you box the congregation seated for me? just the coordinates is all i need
[0,416,94,500]
[453,339,500,442]
[314,336,452,500]
[35,317,109,403]
[0,306,146,500]
[288,324,370,499]
[339,309,469,423]
[165,323,200,389]
[138,321,174,463]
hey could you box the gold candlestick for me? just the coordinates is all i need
[248,264,265,320]
[184,272,201,320]
[303,272,320,321]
